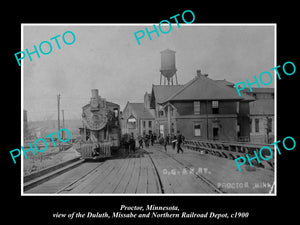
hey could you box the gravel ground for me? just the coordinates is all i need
[23,147,81,176]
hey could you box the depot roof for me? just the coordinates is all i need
[152,85,183,104]
[161,74,254,102]
[123,102,154,120]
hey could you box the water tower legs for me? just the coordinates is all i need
[175,73,178,85]
[160,72,178,85]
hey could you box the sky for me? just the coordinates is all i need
[23,24,275,121]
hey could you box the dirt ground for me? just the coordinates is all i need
[23,146,81,176]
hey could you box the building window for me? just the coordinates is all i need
[194,101,200,115]
[158,105,164,117]
[143,120,146,128]
[249,118,252,133]
[127,117,136,129]
[113,108,119,118]
[212,101,219,114]
[236,101,240,113]
[267,118,272,133]
[148,121,152,128]
[255,118,259,133]
[194,123,201,137]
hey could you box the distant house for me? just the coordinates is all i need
[121,97,155,138]
[149,70,254,141]
[242,88,274,143]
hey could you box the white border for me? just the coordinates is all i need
[21,23,277,196]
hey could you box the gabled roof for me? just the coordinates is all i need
[152,85,183,104]
[162,75,254,102]
[125,102,154,119]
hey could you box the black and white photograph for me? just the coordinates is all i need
[21,24,275,195]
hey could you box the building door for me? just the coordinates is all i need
[213,127,219,140]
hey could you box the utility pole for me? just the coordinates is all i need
[62,109,65,139]
[62,109,65,151]
[57,93,61,151]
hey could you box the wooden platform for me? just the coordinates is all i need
[25,144,274,194]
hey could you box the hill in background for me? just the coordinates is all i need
[24,119,82,140]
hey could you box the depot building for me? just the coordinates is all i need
[121,49,254,142]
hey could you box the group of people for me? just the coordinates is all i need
[137,133,155,149]
[121,131,185,154]
[163,131,185,154]
[121,133,136,153]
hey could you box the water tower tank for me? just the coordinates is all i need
[160,49,177,80]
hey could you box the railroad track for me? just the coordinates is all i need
[55,161,105,194]
[55,150,165,194]
[56,147,223,194]
[27,146,224,194]
[142,150,165,194]
[146,147,224,194]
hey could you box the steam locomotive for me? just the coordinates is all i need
[76,89,121,159]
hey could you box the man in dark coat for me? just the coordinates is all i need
[176,131,184,154]
[129,133,136,153]
[138,135,144,149]
[164,134,169,152]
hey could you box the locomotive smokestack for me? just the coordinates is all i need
[91,89,99,99]
[90,89,100,110]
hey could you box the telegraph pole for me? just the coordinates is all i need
[62,109,65,151]
[57,93,61,151]
[62,109,65,139]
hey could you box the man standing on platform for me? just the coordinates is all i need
[129,133,136,153]
[176,131,184,154]
[138,135,144,149]
[164,134,169,152]
[171,133,177,150]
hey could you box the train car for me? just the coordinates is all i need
[76,89,121,159]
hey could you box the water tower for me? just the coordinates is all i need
[160,49,178,85]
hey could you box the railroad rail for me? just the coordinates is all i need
[149,147,224,194]
[55,150,165,194]
[184,139,274,170]
[25,141,274,194]
[55,161,105,194]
